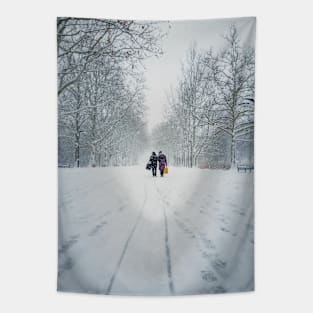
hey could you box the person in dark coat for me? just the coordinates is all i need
[149,152,158,176]
[158,151,167,177]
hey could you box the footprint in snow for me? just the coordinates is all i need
[199,236,216,250]
[58,234,80,254]
[88,221,107,236]
[201,270,218,283]
[220,227,230,233]
[211,256,227,271]
[209,286,227,293]
[58,257,74,277]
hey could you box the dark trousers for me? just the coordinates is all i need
[152,166,157,176]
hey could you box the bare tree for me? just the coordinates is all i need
[160,25,255,169]
[203,25,255,166]
[57,18,164,95]
[58,18,165,167]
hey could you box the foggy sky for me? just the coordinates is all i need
[143,16,256,132]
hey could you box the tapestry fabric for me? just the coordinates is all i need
[57,16,256,295]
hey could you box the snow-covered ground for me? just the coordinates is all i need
[58,166,254,295]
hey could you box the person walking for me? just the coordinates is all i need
[149,152,158,177]
[158,151,167,177]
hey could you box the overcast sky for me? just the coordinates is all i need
[143,16,256,132]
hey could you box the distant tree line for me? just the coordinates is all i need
[57,18,164,167]
[153,25,255,169]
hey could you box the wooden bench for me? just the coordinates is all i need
[237,165,254,172]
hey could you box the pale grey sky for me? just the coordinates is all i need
[143,16,256,131]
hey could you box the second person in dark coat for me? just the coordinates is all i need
[158,151,167,177]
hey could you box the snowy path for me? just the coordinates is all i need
[58,166,254,295]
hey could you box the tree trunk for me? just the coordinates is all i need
[90,144,97,167]
[230,138,236,167]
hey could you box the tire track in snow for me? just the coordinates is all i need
[105,182,148,295]
[154,180,175,295]
[163,203,175,295]
[154,180,227,291]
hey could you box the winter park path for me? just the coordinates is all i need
[58,166,254,295]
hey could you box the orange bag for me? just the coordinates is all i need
[164,167,168,174]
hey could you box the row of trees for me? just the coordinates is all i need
[153,25,255,169]
[57,18,164,167]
